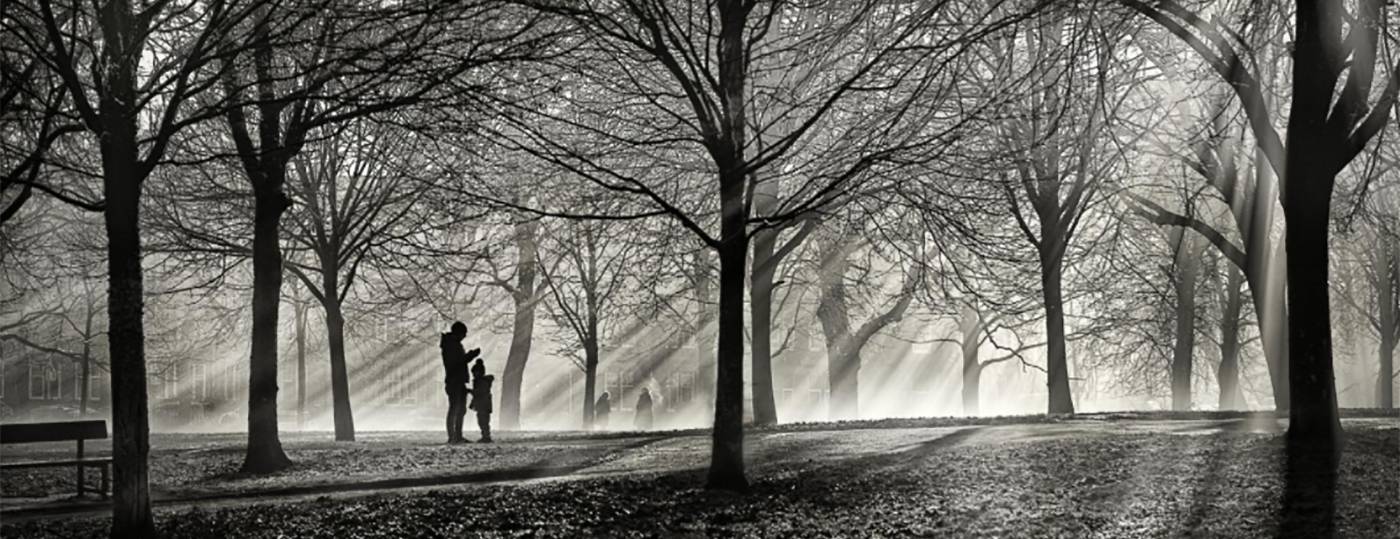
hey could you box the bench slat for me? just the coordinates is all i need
[0,420,109,444]
[0,458,113,470]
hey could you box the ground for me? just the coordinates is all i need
[1,413,1396,538]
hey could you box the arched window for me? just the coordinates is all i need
[29,359,62,400]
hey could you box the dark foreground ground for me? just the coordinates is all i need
[1,413,1396,538]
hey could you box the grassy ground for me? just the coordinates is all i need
[2,414,1396,538]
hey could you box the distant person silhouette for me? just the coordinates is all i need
[440,321,480,444]
[468,358,494,443]
[594,392,611,430]
[634,387,653,430]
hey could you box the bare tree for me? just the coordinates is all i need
[1121,0,1400,442]
[482,0,1044,489]
[483,213,543,430]
[278,117,446,443]
[12,0,262,532]
[539,218,642,429]
[1127,87,1291,409]
[991,8,1146,414]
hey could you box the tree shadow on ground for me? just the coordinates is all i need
[1276,438,1340,539]
[1178,418,1288,535]
[1,436,675,522]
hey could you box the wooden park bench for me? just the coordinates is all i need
[0,420,111,498]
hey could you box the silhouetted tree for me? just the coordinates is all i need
[17,0,257,532]
[540,218,641,429]
[1123,0,1399,441]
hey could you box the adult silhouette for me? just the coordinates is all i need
[440,321,480,443]
[634,387,653,430]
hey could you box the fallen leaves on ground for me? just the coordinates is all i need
[2,419,1396,538]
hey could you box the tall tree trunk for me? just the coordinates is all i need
[1283,203,1340,439]
[693,249,716,416]
[100,81,153,534]
[244,190,294,473]
[709,167,749,489]
[705,0,750,492]
[1218,264,1245,410]
[1377,240,1395,409]
[960,305,983,416]
[501,219,538,430]
[1245,144,1290,410]
[582,339,598,429]
[1282,0,1342,443]
[234,5,295,472]
[817,246,858,421]
[1378,318,1394,410]
[1256,242,1291,409]
[296,296,306,430]
[1041,257,1075,414]
[323,296,355,441]
[1171,232,1201,411]
[748,171,796,427]
[750,227,778,426]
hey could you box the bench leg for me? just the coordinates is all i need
[101,463,109,499]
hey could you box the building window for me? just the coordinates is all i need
[161,365,181,401]
[682,372,695,404]
[29,359,62,400]
[192,364,209,401]
[225,364,240,401]
[88,369,106,402]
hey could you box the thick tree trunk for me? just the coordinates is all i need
[92,2,156,533]
[582,340,598,429]
[1171,233,1201,411]
[501,299,537,429]
[708,169,749,489]
[106,217,149,528]
[749,171,794,427]
[501,220,538,430]
[960,305,983,416]
[243,191,293,473]
[1041,258,1075,414]
[296,298,306,430]
[1276,184,1321,428]
[750,228,778,426]
[1282,0,1342,443]
[323,298,355,441]
[705,0,750,492]
[817,312,858,421]
[816,239,858,421]
[102,128,153,537]
[828,349,860,421]
[1218,265,1245,410]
